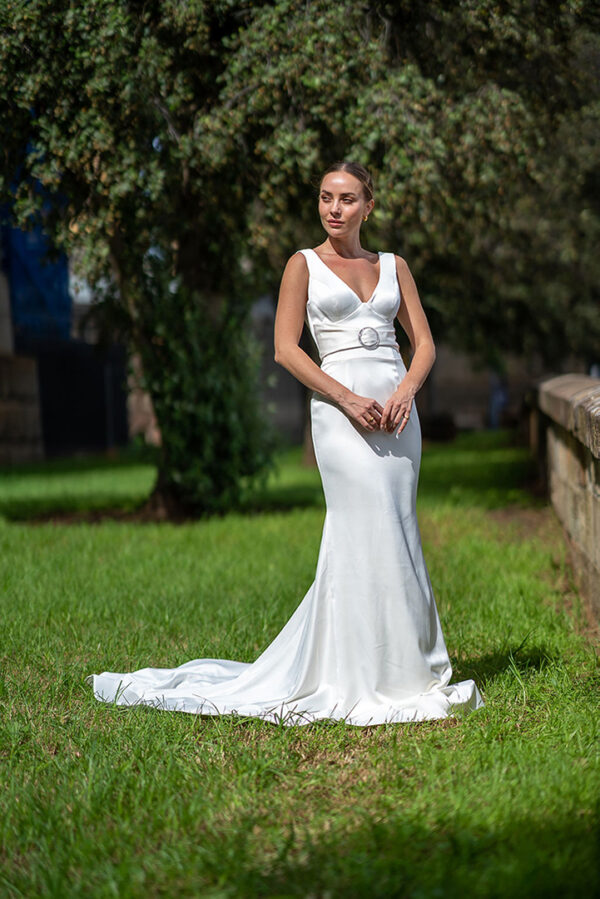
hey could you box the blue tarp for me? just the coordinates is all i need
[0,221,70,341]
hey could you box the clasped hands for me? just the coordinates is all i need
[341,383,415,434]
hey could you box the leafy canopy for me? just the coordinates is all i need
[0,0,598,509]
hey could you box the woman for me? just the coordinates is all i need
[88,162,483,725]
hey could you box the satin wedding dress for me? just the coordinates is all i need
[88,249,484,725]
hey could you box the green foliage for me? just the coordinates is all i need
[212,0,600,367]
[0,0,274,513]
[0,0,599,515]
[138,258,274,514]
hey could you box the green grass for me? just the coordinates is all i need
[0,431,598,898]
[0,449,157,520]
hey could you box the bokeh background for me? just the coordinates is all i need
[1,0,599,512]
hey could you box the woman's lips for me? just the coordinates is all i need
[327,221,343,227]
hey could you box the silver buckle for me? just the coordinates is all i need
[358,326,380,349]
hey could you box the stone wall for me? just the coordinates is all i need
[0,354,43,464]
[537,374,600,619]
[0,266,13,354]
[0,245,43,464]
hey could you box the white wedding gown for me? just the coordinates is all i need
[88,249,484,725]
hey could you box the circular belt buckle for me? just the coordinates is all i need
[358,326,380,349]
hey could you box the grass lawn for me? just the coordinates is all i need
[0,431,598,898]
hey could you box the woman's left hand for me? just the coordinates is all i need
[380,383,416,434]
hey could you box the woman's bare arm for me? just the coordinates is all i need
[379,256,436,433]
[274,253,384,430]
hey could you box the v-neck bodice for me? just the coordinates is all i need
[299,248,402,361]
[309,249,383,305]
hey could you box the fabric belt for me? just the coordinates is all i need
[318,325,399,361]
[320,342,399,360]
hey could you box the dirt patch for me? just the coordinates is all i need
[487,505,562,544]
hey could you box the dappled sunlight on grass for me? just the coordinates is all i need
[419,429,538,510]
[0,448,157,520]
[0,428,598,896]
[0,429,535,520]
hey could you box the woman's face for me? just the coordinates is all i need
[318,171,374,239]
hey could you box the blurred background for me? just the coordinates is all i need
[0,0,598,513]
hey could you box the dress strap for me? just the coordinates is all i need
[297,248,318,277]
[380,251,401,302]
[379,251,394,278]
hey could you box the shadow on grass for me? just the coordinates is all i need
[239,483,325,515]
[418,430,540,510]
[0,429,538,523]
[0,489,162,524]
[0,444,159,478]
[450,643,557,689]
[0,476,325,524]
[0,446,157,522]
[216,809,599,898]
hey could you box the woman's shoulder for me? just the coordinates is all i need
[280,250,310,282]
[362,248,403,266]
[282,249,310,264]
[388,252,411,272]
[381,250,407,262]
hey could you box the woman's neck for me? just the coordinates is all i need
[321,236,366,259]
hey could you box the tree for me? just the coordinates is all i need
[1,0,598,515]
[0,0,275,515]
[212,0,600,368]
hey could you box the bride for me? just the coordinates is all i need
[88,161,484,726]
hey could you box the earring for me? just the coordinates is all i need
[363,216,368,222]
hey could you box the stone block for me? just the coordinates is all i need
[539,374,600,459]
[11,357,39,400]
[567,537,600,622]
[539,373,600,619]
[20,404,42,440]
[0,353,39,400]
[0,441,43,465]
[0,401,18,439]
[593,494,600,571]
[591,455,600,498]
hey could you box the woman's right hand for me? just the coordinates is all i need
[339,392,384,432]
